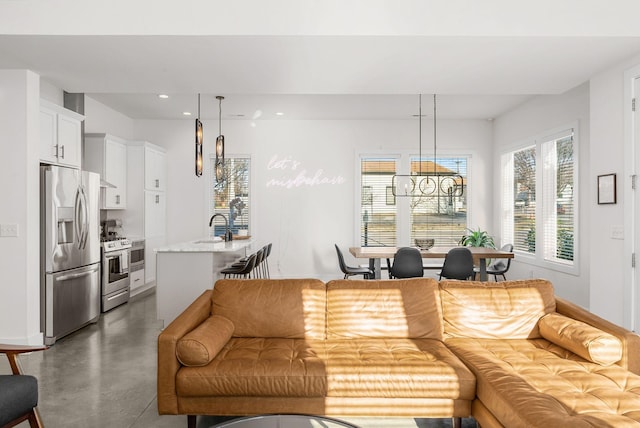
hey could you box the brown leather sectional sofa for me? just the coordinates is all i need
[157,278,640,428]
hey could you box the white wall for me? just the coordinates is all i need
[492,83,591,308]
[135,117,493,281]
[84,96,134,139]
[588,52,640,327]
[39,79,63,105]
[0,70,42,344]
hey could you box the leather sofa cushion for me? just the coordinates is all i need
[176,315,234,367]
[446,338,640,427]
[440,279,556,339]
[176,337,476,400]
[320,338,476,399]
[178,338,328,397]
[326,278,443,340]
[539,312,623,366]
[211,279,326,339]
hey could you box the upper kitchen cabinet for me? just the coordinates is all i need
[84,133,128,209]
[39,100,84,169]
[144,145,166,192]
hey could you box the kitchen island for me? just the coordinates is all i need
[155,239,253,326]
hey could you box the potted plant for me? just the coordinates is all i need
[458,227,496,249]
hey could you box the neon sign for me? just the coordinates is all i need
[266,155,345,188]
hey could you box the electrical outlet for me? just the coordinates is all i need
[611,225,624,240]
[0,224,18,237]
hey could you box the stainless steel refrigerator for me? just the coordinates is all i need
[40,165,101,345]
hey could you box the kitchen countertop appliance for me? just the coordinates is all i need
[40,165,101,345]
[100,220,131,312]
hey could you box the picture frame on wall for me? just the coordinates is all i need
[597,173,616,204]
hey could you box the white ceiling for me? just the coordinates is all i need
[2,1,640,120]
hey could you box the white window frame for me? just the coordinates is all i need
[500,122,579,275]
[207,154,253,238]
[356,150,472,247]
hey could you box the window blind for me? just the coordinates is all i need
[542,131,574,263]
[512,146,536,253]
[409,156,468,246]
[360,157,397,246]
[210,157,251,237]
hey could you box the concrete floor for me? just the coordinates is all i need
[6,290,478,428]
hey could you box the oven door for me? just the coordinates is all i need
[129,245,144,268]
[102,248,130,295]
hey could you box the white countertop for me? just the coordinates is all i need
[156,238,253,253]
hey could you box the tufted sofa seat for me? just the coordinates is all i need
[440,279,640,428]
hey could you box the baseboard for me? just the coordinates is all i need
[131,282,156,299]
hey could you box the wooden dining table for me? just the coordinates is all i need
[349,246,514,281]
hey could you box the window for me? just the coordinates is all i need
[502,127,577,269]
[409,156,467,246]
[511,145,536,253]
[359,154,468,247]
[210,156,250,237]
[360,157,397,246]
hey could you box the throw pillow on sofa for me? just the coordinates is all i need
[538,312,623,366]
[176,315,234,367]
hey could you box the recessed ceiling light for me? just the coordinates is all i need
[183,111,192,116]
[275,112,284,116]
[158,94,169,99]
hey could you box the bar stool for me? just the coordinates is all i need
[232,248,264,278]
[221,253,257,278]
[252,248,265,278]
[262,243,272,278]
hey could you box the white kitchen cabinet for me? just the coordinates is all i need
[121,141,167,286]
[39,100,83,169]
[144,146,166,191]
[144,236,164,286]
[144,190,166,238]
[129,268,145,293]
[84,133,128,209]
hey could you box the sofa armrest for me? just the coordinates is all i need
[157,289,212,414]
[555,296,640,375]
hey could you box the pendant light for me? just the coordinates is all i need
[215,96,225,182]
[195,93,203,177]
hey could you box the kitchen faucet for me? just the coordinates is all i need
[209,213,233,242]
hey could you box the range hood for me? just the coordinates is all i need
[100,179,116,189]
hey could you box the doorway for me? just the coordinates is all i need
[624,72,640,331]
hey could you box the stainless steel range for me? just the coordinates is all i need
[101,237,131,312]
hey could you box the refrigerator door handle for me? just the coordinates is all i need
[56,266,99,282]
[80,186,89,250]
[74,187,83,249]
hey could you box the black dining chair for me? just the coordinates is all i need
[335,244,373,279]
[439,247,475,280]
[474,243,514,281]
[0,344,47,428]
[390,247,424,279]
